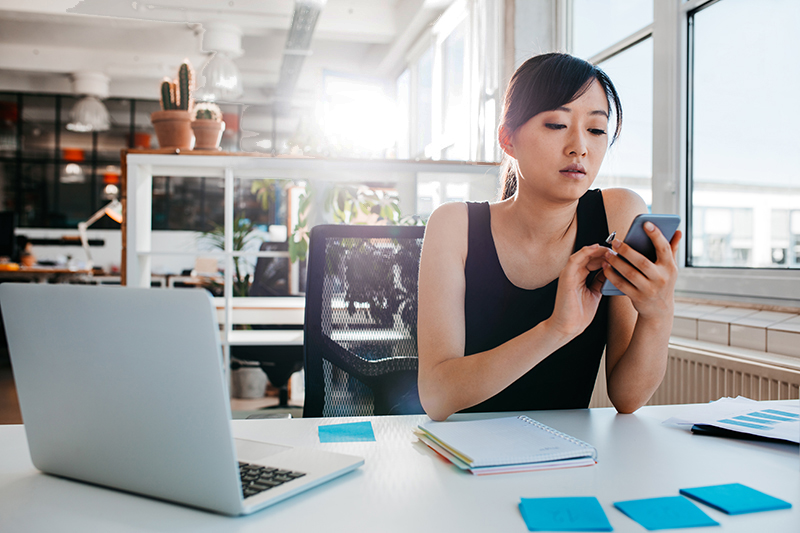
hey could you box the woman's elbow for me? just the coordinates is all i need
[609,392,645,414]
[418,381,452,421]
[421,402,451,421]
[612,402,640,415]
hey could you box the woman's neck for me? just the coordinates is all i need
[499,190,579,246]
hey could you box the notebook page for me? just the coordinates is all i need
[419,415,596,467]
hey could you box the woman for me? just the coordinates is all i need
[417,53,681,421]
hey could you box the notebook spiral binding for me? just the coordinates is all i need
[517,415,598,462]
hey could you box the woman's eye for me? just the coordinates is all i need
[589,128,607,136]
[545,123,566,130]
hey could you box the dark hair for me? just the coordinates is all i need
[498,52,622,200]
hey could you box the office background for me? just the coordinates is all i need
[0,0,799,421]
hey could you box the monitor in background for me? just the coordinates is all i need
[0,212,15,260]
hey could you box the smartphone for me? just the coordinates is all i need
[601,214,681,296]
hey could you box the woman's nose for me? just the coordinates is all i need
[566,130,587,157]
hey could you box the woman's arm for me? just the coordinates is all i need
[601,189,682,413]
[417,202,608,421]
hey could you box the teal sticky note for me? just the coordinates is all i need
[519,497,613,531]
[613,496,718,530]
[680,483,792,515]
[318,421,375,443]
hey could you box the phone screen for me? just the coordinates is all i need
[601,214,680,296]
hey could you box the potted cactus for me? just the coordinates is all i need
[150,61,195,150]
[191,102,225,150]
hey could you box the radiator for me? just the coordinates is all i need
[589,343,800,408]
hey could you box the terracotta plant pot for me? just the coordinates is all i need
[191,119,226,151]
[150,110,194,150]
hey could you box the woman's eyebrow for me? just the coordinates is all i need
[554,106,609,119]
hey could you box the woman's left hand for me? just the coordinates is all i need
[602,222,682,319]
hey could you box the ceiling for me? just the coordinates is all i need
[0,0,453,109]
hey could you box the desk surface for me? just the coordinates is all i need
[0,266,94,282]
[0,404,797,532]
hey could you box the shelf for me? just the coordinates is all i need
[226,330,304,346]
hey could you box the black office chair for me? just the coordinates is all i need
[303,224,425,417]
[230,241,303,409]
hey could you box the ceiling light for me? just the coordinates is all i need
[197,22,244,102]
[67,72,111,133]
[196,52,243,102]
[67,96,110,132]
[61,163,85,184]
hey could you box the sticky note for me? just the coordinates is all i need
[680,483,792,515]
[613,496,718,530]
[318,421,375,443]
[519,497,613,531]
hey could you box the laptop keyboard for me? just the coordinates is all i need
[239,462,306,498]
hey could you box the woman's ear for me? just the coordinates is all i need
[498,126,515,158]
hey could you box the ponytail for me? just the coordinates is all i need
[499,156,517,200]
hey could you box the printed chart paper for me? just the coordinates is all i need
[662,397,799,443]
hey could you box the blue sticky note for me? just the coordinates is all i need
[613,496,718,530]
[680,483,792,515]
[318,421,375,443]
[519,497,613,531]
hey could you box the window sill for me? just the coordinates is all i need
[672,301,800,359]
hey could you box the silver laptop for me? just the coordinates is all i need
[0,283,363,516]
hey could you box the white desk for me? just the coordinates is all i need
[0,404,797,532]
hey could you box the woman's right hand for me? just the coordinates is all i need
[545,244,609,341]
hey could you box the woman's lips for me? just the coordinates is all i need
[559,164,586,179]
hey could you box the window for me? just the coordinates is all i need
[399,0,503,163]
[572,0,652,59]
[688,0,800,269]
[321,73,397,158]
[396,69,410,160]
[415,46,434,158]
[440,17,469,160]
[593,38,653,207]
[566,0,800,306]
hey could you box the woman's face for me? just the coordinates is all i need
[503,79,610,203]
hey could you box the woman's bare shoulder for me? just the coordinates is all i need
[600,188,647,238]
[425,202,469,237]
[427,201,468,223]
[422,202,470,260]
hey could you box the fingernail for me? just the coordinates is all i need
[611,239,621,250]
[605,250,616,259]
[644,221,655,231]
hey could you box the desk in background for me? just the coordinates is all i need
[0,404,797,532]
[0,266,93,284]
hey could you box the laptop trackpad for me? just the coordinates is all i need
[235,438,291,462]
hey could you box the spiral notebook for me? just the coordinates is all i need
[416,416,597,475]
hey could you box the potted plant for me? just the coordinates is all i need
[191,102,225,151]
[202,213,256,297]
[151,61,195,150]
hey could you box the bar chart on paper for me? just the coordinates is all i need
[704,403,799,443]
[664,397,800,443]
[719,409,799,431]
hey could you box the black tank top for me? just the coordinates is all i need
[463,189,610,412]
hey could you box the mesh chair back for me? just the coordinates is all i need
[303,224,425,417]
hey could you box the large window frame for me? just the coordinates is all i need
[562,0,800,308]
[400,0,503,163]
